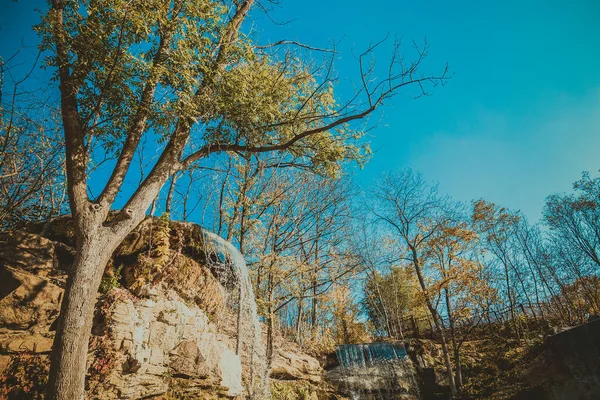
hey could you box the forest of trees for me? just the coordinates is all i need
[1,1,599,400]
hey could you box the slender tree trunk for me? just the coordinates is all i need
[236,284,244,355]
[503,261,521,340]
[454,345,463,389]
[445,288,463,390]
[295,299,304,344]
[46,229,117,400]
[410,248,457,397]
[165,173,178,215]
[311,278,318,329]
[432,310,457,397]
[311,217,320,330]
[266,293,275,367]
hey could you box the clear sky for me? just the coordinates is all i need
[2,0,600,221]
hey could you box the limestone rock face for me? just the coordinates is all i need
[100,288,244,399]
[0,266,62,332]
[0,231,57,272]
[271,348,322,383]
[0,226,244,399]
[0,222,333,399]
[0,252,63,361]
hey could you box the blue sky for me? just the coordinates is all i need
[2,0,600,221]
[251,0,600,221]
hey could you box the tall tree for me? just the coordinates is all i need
[36,1,447,397]
[370,169,458,396]
[472,200,525,337]
[363,264,424,340]
[545,171,600,268]
[424,217,494,389]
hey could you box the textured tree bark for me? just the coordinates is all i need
[295,299,304,343]
[46,229,115,400]
[46,182,168,399]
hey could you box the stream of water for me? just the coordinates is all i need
[330,342,419,399]
[336,342,408,368]
[201,229,269,399]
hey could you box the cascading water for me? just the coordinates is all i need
[201,229,269,399]
[336,342,408,369]
[328,342,420,400]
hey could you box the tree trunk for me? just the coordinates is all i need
[454,347,463,389]
[503,262,521,340]
[266,300,274,367]
[295,299,304,344]
[410,248,457,397]
[46,232,116,400]
[445,288,463,390]
[433,311,457,397]
[311,218,320,330]
[165,173,178,215]
[236,284,243,355]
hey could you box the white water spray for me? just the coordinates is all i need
[201,229,269,399]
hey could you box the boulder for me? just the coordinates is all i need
[0,266,62,331]
[0,231,56,272]
[271,348,322,383]
[0,354,11,374]
[0,334,54,353]
[169,341,210,378]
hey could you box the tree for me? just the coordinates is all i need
[424,217,495,389]
[545,171,600,268]
[0,49,67,229]
[542,171,600,323]
[363,264,425,340]
[472,200,525,337]
[370,169,458,396]
[35,1,447,397]
[231,166,361,361]
[328,284,371,345]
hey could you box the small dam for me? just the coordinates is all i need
[327,342,420,400]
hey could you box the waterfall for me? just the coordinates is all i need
[328,342,419,399]
[336,342,408,369]
[201,229,269,399]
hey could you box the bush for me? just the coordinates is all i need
[0,354,49,400]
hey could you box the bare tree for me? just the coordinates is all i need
[370,169,458,396]
[0,48,66,229]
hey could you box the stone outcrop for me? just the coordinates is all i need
[0,219,331,400]
[520,319,600,400]
[0,266,62,332]
[0,221,245,399]
[271,340,322,383]
[95,288,243,399]
[0,233,64,361]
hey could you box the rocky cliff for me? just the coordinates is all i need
[0,218,326,400]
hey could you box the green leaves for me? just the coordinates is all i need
[38,0,372,186]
